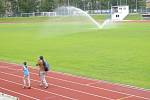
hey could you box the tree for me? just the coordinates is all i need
[18,0,40,13]
[0,0,147,16]
[40,0,55,12]
[0,0,5,14]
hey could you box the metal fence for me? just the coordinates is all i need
[0,8,150,18]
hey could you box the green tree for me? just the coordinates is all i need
[40,0,55,12]
[0,0,5,14]
[18,0,40,13]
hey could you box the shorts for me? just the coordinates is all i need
[24,75,29,79]
[39,71,46,80]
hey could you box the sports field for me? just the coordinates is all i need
[0,16,150,89]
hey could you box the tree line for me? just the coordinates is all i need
[0,0,146,16]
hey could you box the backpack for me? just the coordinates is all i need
[43,60,50,71]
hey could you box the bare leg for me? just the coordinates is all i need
[43,73,48,88]
[39,72,44,87]
[23,76,27,88]
[27,76,31,88]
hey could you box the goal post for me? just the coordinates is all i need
[41,12,56,17]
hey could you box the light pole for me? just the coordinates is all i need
[117,0,119,6]
[68,0,70,7]
[136,0,138,13]
[67,0,70,16]
[120,0,121,6]
[108,1,110,10]
[108,1,110,14]
[81,0,86,11]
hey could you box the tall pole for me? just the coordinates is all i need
[120,0,121,6]
[67,0,70,15]
[68,0,70,6]
[126,0,127,5]
[108,1,110,14]
[108,1,110,11]
[136,0,137,13]
[83,0,85,11]
[117,0,118,6]
[100,1,101,14]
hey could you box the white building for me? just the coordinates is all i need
[146,0,150,8]
[111,6,129,21]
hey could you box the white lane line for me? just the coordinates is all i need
[85,81,102,86]
[1,67,150,100]
[117,95,134,100]
[0,77,77,100]
[0,71,113,100]
[0,86,40,100]
[0,61,150,92]
[1,61,149,92]
[50,71,150,92]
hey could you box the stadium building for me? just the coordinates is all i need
[146,0,150,8]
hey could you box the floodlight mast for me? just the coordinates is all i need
[68,0,70,6]
[136,0,138,13]
[126,0,128,5]
[68,0,70,15]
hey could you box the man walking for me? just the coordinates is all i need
[36,56,48,89]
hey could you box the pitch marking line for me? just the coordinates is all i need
[0,77,77,100]
[0,86,40,100]
[1,66,150,100]
[0,71,113,100]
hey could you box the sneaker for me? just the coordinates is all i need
[40,84,43,87]
[44,86,48,89]
[22,86,26,89]
[27,86,31,89]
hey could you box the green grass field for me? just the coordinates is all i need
[0,16,150,89]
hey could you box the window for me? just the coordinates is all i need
[116,15,119,17]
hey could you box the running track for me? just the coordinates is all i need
[0,61,150,100]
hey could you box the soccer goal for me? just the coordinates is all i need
[40,12,56,17]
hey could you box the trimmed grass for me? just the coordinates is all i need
[0,17,50,23]
[0,17,150,89]
[92,14,110,20]
[125,13,143,20]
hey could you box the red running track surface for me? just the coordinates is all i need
[0,61,150,100]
